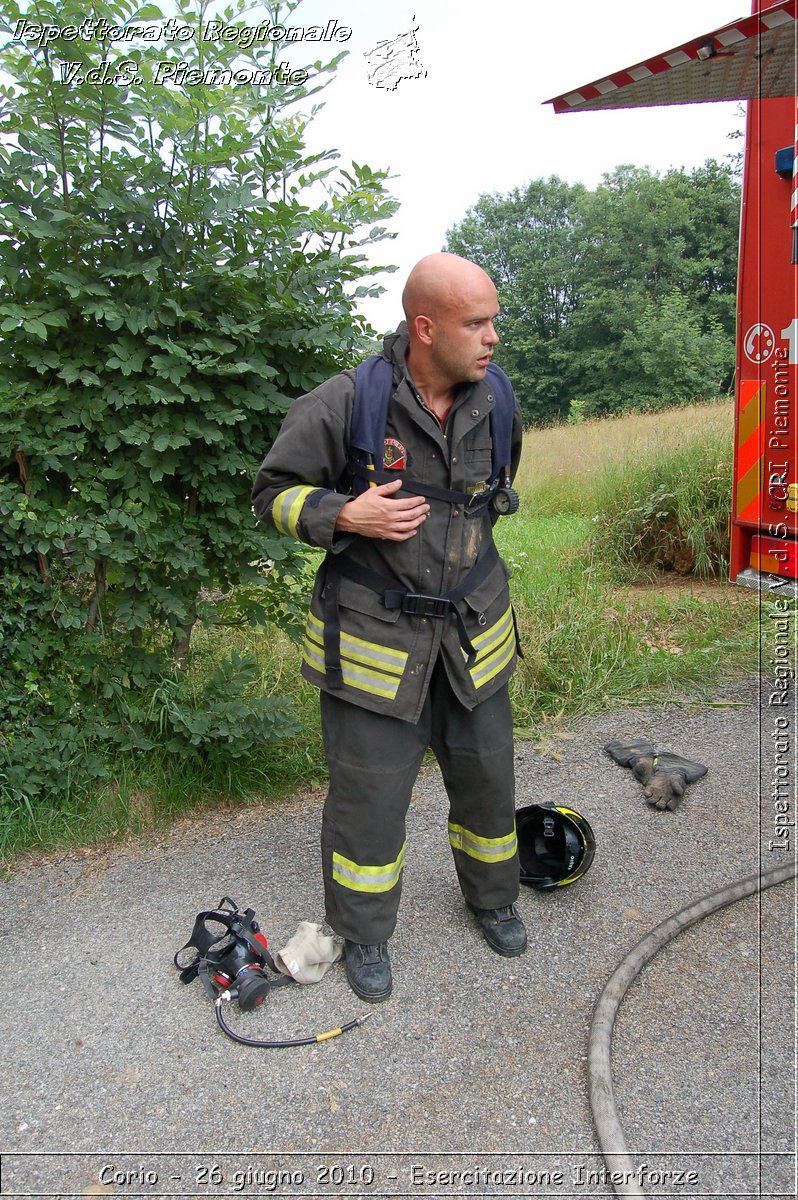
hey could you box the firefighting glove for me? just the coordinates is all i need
[605,738,708,812]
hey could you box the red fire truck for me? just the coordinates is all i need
[547,0,797,593]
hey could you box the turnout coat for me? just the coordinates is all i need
[251,324,523,724]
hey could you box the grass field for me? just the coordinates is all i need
[503,398,762,725]
[5,398,765,859]
[513,399,733,516]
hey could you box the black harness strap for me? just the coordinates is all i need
[322,542,501,687]
[174,907,235,983]
[174,900,289,992]
[349,463,498,511]
[323,567,345,690]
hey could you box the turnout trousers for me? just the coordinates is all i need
[320,662,520,944]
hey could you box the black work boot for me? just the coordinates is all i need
[344,940,392,1002]
[468,903,527,957]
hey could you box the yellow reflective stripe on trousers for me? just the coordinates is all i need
[303,611,407,700]
[466,605,516,690]
[332,843,406,892]
[272,486,317,538]
[448,821,518,863]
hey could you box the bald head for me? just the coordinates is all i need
[401,253,500,395]
[402,252,496,323]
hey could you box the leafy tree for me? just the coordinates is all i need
[0,0,397,807]
[446,177,586,424]
[568,163,737,415]
[445,162,740,422]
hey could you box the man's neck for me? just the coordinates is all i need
[405,348,457,417]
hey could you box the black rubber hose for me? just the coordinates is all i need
[214,996,371,1048]
[588,859,798,1199]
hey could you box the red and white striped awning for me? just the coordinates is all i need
[546,0,797,112]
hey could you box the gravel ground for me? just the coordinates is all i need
[1,674,795,1199]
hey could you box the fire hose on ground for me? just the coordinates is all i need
[587,858,798,1199]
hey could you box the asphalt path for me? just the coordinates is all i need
[2,674,795,1199]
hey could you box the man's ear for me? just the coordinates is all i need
[413,314,434,346]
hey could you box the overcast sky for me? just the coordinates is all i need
[275,0,746,333]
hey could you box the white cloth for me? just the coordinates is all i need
[274,921,343,984]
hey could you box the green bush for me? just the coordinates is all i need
[0,0,396,814]
[146,651,299,763]
[590,427,733,580]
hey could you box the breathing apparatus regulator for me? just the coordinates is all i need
[490,465,520,517]
[515,803,596,890]
[174,897,370,1049]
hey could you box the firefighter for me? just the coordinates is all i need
[252,253,525,1002]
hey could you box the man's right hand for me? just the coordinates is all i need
[335,478,429,541]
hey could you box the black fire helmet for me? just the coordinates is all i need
[515,803,596,889]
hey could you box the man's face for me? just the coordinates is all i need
[428,278,500,385]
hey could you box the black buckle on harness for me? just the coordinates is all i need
[400,593,452,619]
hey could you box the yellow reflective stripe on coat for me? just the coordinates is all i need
[272,486,317,538]
[465,605,516,690]
[304,612,408,700]
[332,843,406,892]
[448,821,518,864]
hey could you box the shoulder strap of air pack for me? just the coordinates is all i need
[484,361,515,479]
[350,356,394,486]
[351,355,515,490]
